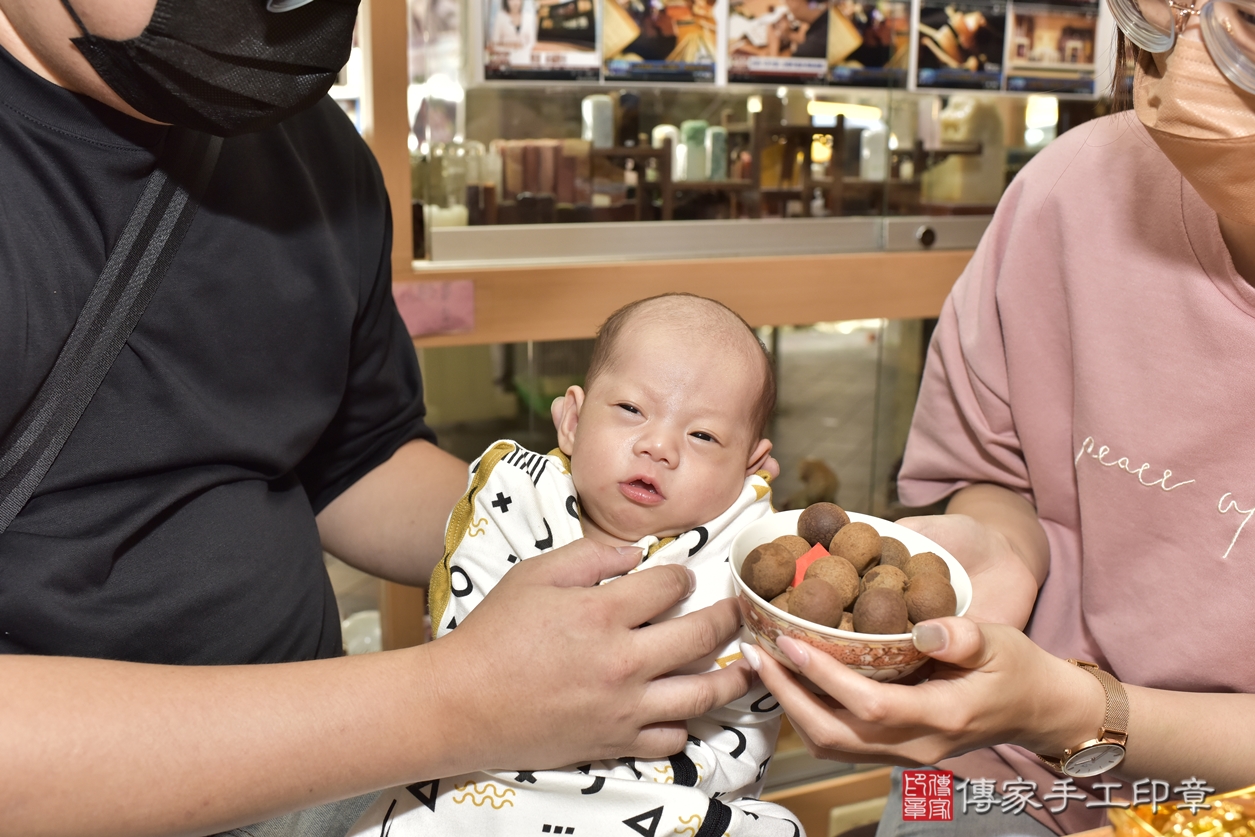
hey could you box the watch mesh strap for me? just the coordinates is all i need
[1086,665,1130,736]
[1037,659,1129,772]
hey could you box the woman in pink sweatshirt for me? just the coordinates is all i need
[747,3,1255,833]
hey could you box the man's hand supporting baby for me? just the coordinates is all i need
[421,538,756,773]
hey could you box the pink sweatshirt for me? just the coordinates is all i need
[899,113,1254,834]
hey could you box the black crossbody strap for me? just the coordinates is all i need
[0,129,223,534]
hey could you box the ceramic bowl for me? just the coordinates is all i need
[730,510,971,682]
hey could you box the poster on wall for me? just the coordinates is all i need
[828,0,910,86]
[410,0,461,144]
[1005,0,1097,93]
[727,0,830,84]
[603,0,718,81]
[484,0,600,80]
[912,0,1007,90]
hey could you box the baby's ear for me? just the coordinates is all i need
[746,438,773,476]
[552,386,586,456]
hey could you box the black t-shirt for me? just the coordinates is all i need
[0,47,434,665]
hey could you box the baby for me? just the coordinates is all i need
[350,294,801,837]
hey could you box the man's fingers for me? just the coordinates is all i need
[517,538,645,589]
[627,598,741,677]
[620,723,690,760]
[596,563,697,628]
[636,662,755,725]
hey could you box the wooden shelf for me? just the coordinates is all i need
[402,248,972,347]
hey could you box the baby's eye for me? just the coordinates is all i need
[617,403,641,415]
[690,431,716,442]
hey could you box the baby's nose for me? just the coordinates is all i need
[635,432,678,464]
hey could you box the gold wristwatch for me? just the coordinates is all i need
[1037,659,1129,778]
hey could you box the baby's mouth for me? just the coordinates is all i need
[621,477,665,503]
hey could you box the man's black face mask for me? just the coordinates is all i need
[61,0,360,137]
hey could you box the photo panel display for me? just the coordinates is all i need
[913,0,1007,90]
[603,0,719,81]
[484,0,600,80]
[727,0,830,84]
[828,0,911,86]
[1006,0,1098,93]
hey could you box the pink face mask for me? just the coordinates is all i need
[1135,37,1255,226]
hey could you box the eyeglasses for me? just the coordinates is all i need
[1108,0,1255,93]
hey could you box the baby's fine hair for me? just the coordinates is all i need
[585,293,777,442]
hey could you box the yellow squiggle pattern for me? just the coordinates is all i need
[467,516,488,537]
[451,781,516,809]
[677,813,703,836]
[652,765,674,784]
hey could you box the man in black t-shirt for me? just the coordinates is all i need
[0,2,757,835]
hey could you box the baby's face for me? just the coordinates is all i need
[555,323,769,545]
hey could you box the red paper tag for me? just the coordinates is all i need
[793,543,829,588]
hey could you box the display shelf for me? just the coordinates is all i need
[424,214,989,263]
[590,141,674,219]
[398,247,973,347]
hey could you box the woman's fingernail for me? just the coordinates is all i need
[684,567,697,596]
[913,622,948,654]
[777,635,810,667]
[739,642,762,672]
[616,546,644,559]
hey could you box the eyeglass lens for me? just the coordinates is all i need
[1211,1,1255,56]
[1121,0,1255,65]
[1132,0,1178,36]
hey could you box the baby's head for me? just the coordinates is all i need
[551,294,775,546]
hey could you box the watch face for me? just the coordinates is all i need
[1064,743,1126,777]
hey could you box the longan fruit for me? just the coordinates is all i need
[804,555,860,610]
[861,565,907,596]
[741,543,795,600]
[788,577,844,628]
[904,551,950,581]
[829,522,882,574]
[797,502,849,549]
[772,535,812,560]
[879,536,910,571]
[852,587,909,634]
[904,572,957,623]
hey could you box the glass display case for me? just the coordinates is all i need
[335,0,1121,351]
[400,0,1116,266]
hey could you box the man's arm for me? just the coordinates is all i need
[315,439,468,586]
[0,541,756,837]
